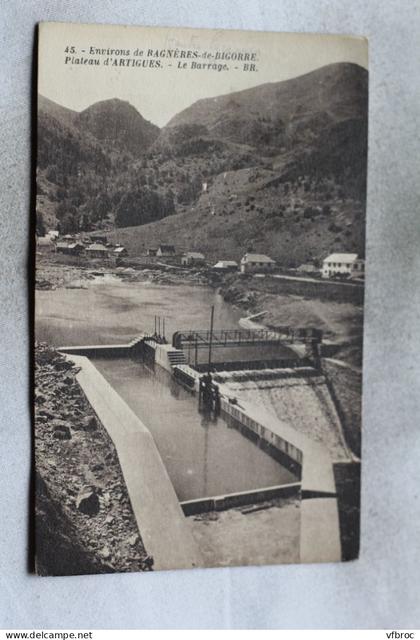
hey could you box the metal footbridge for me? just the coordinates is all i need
[172,327,322,350]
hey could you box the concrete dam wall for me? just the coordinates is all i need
[59,335,351,566]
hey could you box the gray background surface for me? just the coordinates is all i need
[1,0,419,629]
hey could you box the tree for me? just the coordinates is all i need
[92,193,112,222]
[115,187,175,228]
[58,212,78,234]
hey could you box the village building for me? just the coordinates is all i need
[240,253,276,274]
[352,257,365,278]
[213,260,238,271]
[46,230,59,240]
[322,253,365,279]
[147,247,158,257]
[56,242,84,256]
[181,252,206,267]
[297,263,318,274]
[86,243,109,259]
[157,244,176,257]
[114,246,128,257]
[36,236,54,251]
[90,233,108,245]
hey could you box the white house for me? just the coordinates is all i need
[322,253,365,279]
[240,253,276,274]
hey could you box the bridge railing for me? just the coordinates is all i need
[172,327,322,349]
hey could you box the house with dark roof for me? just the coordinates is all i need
[90,233,108,244]
[157,244,176,257]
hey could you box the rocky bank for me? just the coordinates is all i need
[34,342,153,575]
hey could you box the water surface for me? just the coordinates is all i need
[36,278,243,346]
[93,357,297,501]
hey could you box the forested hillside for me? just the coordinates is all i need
[37,62,368,265]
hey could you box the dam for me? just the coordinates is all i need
[58,321,353,569]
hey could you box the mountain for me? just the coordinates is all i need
[147,63,367,209]
[158,62,367,155]
[74,99,159,158]
[36,102,114,233]
[36,97,167,234]
[38,95,77,126]
[112,62,367,264]
[37,63,368,265]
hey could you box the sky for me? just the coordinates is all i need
[38,22,368,127]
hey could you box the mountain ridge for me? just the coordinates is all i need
[36,62,368,265]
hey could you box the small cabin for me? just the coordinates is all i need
[297,263,317,274]
[56,242,84,256]
[213,260,238,271]
[36,236,54,252]
[114,246,128,257]
[181,252,205,267]
[86,243,109,259]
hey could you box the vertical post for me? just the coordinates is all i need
[208,305,215,373]
[158,316,161,338]
[163,318,165,340]
[154,315,157,335]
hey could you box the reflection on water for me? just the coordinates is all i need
[93,357,297,502]
[36,278,244,346]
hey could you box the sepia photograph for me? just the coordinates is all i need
[34,22,367,575]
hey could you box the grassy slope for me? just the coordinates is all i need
[107,165,365,266]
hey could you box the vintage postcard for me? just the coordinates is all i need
[35,21,367,575]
